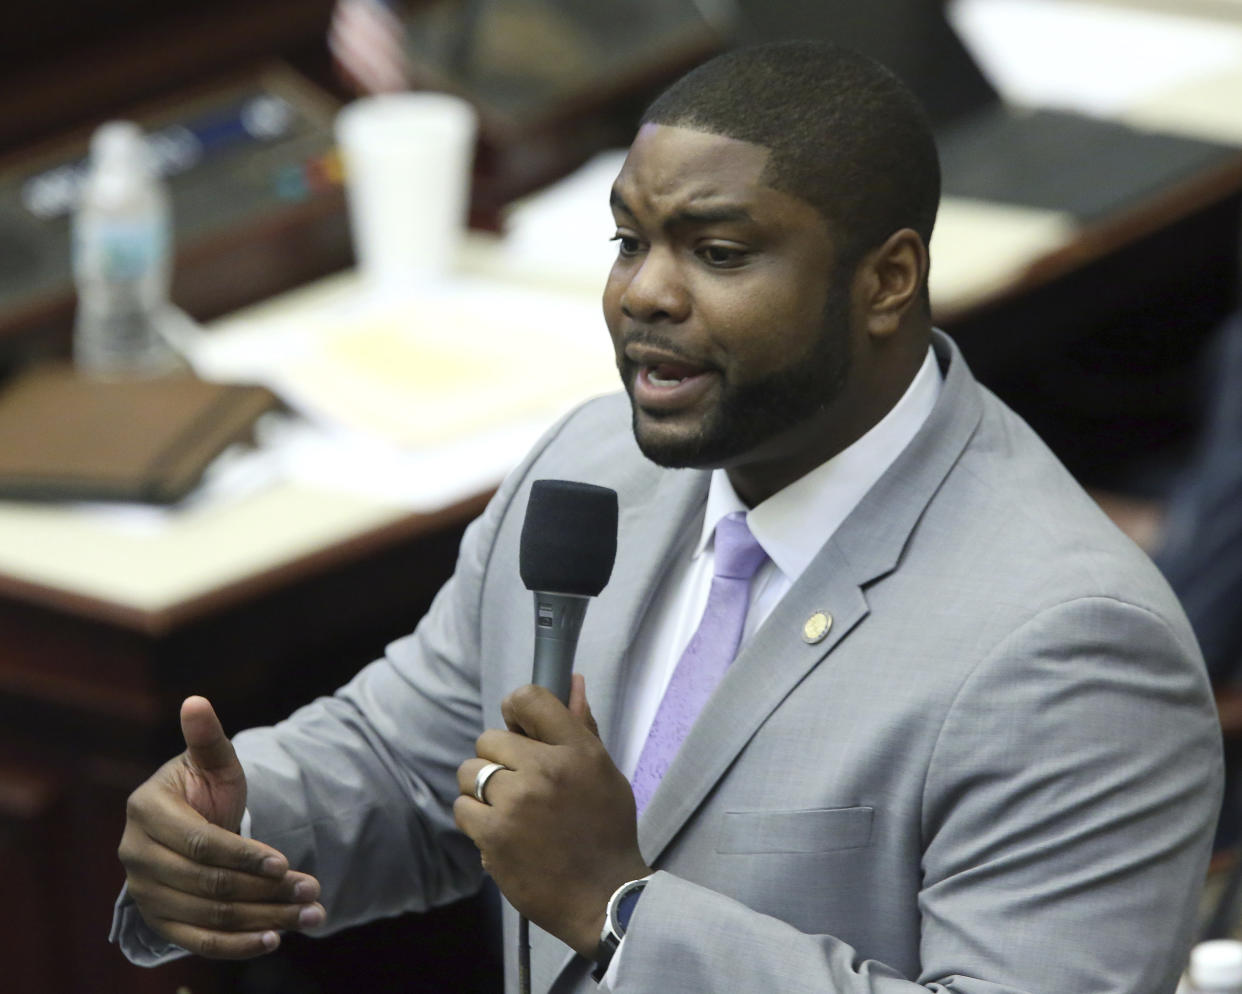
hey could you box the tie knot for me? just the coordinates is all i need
[712,512,767,580]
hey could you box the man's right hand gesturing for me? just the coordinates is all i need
[117,695,325,958]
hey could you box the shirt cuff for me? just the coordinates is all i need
[108,885,189,967]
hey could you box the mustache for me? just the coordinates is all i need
[619,329,702,364]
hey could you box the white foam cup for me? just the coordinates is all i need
[335,92,478,289]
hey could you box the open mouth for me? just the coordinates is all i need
[633,363,716,411]
[622,341,719,410]
[646,362,703,386]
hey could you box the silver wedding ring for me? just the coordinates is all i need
[473,761,508,804]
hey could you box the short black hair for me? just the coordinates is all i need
[641,41,940,274]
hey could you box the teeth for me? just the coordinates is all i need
[648,367,685,387]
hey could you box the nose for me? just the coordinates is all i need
[618,247,690,324]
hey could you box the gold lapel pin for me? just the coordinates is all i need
[803,612,832,644]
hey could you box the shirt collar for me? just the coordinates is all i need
[696,345,943,581]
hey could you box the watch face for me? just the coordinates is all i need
[612,881,646,935]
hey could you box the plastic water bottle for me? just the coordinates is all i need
[1180,940,1242,993]
[72,120,181,376]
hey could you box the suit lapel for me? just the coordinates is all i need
[637,332,984,863]
[572,463,710,761]
[636,538,870,860]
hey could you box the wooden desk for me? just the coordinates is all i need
[938,153,1242,489]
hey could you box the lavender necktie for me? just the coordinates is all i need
[631,512,768,815]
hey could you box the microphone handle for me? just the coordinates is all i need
[521,591,591,994]
[530,591,590,704]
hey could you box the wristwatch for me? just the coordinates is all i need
[591,875,653,983]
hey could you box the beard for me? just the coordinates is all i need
[627,283,854,470]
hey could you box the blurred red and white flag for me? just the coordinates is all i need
[329,0,412,94]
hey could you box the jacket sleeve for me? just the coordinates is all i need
[224,413,563,933]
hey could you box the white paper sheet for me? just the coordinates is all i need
[948,0,1242,115]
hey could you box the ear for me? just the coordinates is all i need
[853,229,928,340]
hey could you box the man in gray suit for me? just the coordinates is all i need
[113,43,1222,993]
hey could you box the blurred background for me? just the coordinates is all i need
[2,1,1242,991]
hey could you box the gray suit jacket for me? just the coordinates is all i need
[115,333,1223,993]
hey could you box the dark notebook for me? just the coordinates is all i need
[0,363,279,504]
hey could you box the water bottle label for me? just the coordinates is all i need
[74,215,169,282]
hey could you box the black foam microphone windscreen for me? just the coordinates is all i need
[519,479,618,596]
[519,480,618,706]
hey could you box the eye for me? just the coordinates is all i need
[698,243,748,268]
[610,233,642,257]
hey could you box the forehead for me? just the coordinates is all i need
[612,123,807,223]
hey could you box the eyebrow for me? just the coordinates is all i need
[610,189,755,227]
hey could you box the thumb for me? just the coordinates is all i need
[180,695,240,776]
[179,696,247,831]
[568,674,601,740]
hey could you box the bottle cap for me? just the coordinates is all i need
[1190,940,1242,990]
[85,121,156,206]
[90,121,150,172]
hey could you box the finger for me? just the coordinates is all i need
[500,685,591,746]
[133,791,288,878]
[474,723,546,771]
[568,674,600,740]
[137,881,326,936]
[453,792,495,847]
[180,696,240,776]
[128,836,320,905]
[148,917,283,960]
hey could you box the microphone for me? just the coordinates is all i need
[519,479,618,704]
[516,479,618,994]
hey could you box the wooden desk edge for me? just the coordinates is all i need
[0,487,494,637]
[935,148,1242,326]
